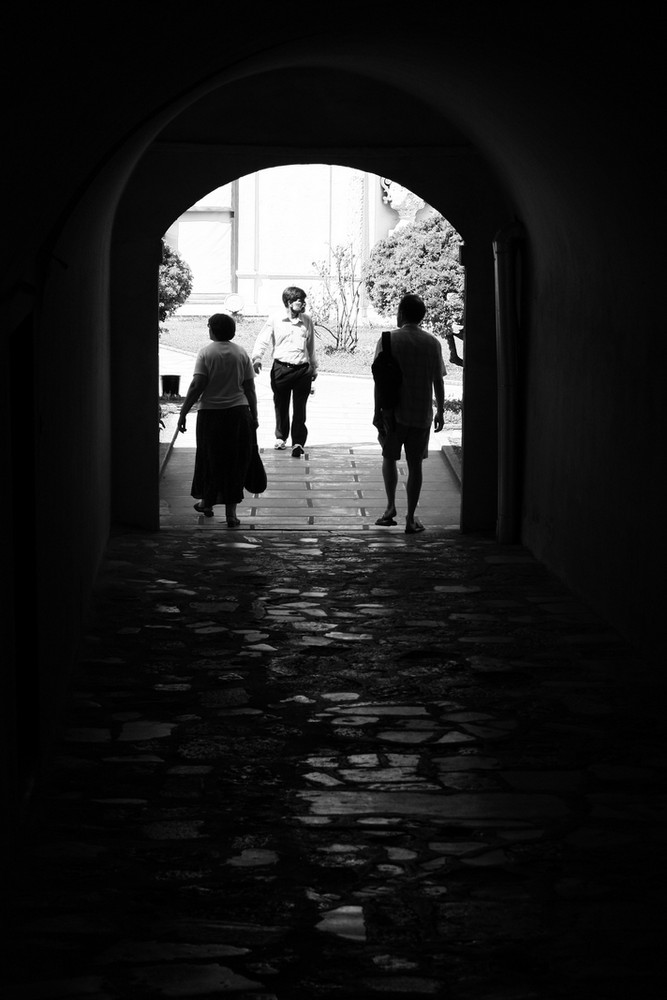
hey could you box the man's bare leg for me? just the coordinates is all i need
[405,455,425,532]
[377,455,398,523]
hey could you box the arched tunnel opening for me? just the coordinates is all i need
[156,163,467,533]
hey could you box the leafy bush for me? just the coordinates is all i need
[310,244,364,351]
[363,215,464,337]
[159,240,193,322]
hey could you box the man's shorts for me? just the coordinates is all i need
[377,416,430,462]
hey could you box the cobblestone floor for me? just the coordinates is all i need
[7,522,666,999]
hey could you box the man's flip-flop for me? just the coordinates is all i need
[405,520,425,534]
[375,514,397,526]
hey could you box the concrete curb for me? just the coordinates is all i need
[441,443,462,484]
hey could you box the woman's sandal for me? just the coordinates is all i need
[226,517,241,528]
[194,502,214,517]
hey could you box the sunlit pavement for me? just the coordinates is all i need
[6,352,664,999]
[159,345,462,533]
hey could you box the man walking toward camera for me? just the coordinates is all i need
[373,293,446,534]
[251,286,318,458]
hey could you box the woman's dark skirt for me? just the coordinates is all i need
[191,406,254,506]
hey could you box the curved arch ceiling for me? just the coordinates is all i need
[158,67,471,151]
[125,66,507,243]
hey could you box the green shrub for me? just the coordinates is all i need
[159,240,193,322]
[363,215,464,337]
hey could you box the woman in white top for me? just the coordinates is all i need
[251,285,318,458]
[178,313,258,526]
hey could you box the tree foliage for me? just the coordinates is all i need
[363,215,464,336]
[159,239,193,322]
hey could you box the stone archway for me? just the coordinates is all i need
[112,110,512,534]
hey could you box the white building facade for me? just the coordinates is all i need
[164,165,436,317]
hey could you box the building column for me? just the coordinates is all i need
[110,234,161,529]
[459,237,498,533]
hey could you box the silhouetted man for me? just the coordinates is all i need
[373,293,446,533]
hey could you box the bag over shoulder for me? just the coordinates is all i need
[372,330,402,411]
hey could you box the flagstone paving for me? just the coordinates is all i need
[159,359,462,533]
[7,522,665,999]
[160,442,461,532]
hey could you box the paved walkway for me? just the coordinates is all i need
[6,349,665,1000]
[159,346,462,532]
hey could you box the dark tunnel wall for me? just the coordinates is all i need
[3,6,665,835]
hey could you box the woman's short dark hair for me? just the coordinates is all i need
[208,313,236,341]
[399,293,426,324]
[282,286,307,307]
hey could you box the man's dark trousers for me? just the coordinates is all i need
[270,360,312,445]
